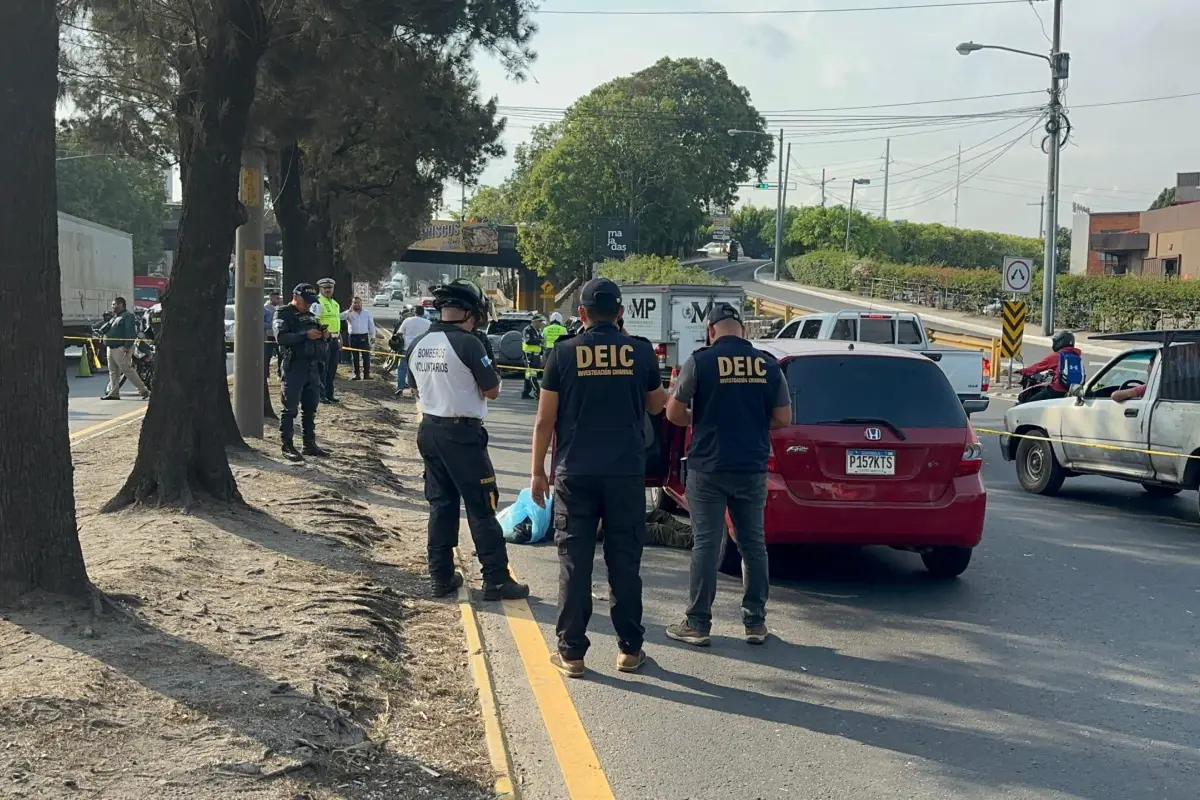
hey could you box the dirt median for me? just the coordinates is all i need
[0,379,493,799]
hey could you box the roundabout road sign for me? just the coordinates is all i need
[1003,256,1033,294]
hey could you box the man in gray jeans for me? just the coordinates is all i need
[664,302,791,646]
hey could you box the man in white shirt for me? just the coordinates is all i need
[394,306,432,396]
[340,296,379,381]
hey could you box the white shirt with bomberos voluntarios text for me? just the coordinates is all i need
[406,323,500,419]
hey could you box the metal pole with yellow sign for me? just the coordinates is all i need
[540,280,555,316]
[1001,299,1027,389]
[233,149,265,438]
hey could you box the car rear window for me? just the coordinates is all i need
[858,318,895,344]
[786,354,967,428]
[488,319,529,336]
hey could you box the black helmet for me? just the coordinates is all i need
[431,279,483,314]
[1051,330,1075,352]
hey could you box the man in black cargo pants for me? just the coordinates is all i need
[530,278,668,678]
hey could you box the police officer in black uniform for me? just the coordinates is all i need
[520,314,545,399]
[529,278,667,678]
[274,283,331,463]
[407,279,530,601]
[663,302,791,647]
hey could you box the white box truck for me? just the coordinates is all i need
[619,283,746,374]
[58,212,135,342]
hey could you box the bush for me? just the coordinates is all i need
[598,254,724,285]
[786,250,1200,332]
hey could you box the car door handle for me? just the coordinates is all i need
[1124,408,1139,418]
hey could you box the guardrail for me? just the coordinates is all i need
[747,294,814,322]
[927,328,1002,382]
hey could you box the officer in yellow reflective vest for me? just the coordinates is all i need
[542,312,568,351]
[520,314,545,400]
[315,278,342,403]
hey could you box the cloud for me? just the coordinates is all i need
[739,23,796,59]
[816,53,871,91]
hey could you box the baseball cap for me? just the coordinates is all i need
[293,283,320,303]
[706,302,742,325]
[580,278,622,312]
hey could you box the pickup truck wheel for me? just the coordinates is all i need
[646,486,678,515]
[717,523,742,576]
[1016,435,1065,495]
[1142,484,1182,498]
[921,547,972,579]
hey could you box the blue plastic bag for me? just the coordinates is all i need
[497,488,553,544]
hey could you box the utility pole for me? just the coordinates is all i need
[953,144,962,227]
[233,149,265,438]
[773,128,784,281]
[820,168,828,207]
[781,143,792,236]
[1029,196,1046,238]
[1042,0,1066,335]
[882,139,891,220]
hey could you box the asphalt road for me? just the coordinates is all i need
[464,388,1200,800]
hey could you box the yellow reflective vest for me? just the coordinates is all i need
[541,323,567,351]
[316,296,341,333]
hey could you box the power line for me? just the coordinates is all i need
[538,0,1045,16]
[1068,90,1200,110]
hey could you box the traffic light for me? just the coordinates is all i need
[756,182,771,189]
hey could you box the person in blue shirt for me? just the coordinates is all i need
[664,302,791,647]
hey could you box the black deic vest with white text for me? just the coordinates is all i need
[687,337,783,473]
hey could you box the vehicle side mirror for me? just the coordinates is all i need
[1069,384,1085,402]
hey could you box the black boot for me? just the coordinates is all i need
[302,437,330,457]
[430,573,464,598]
[281,439,304,463]
[482,577,531,601]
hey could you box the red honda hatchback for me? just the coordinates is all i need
[645,339,987,578]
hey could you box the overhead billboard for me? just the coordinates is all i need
[409,219,499,255]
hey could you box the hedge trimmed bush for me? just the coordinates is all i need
[599,254,724,286]
[787,250,1200,332]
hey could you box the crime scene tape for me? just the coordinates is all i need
[973,427,1200,461]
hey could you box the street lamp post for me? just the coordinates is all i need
[844,178,871,251]
[729,128,785,280]
[957,0,1066,335]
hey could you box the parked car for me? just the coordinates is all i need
[373,292,391,306]
[1000,330,1200,515]
[646,339,987,578]
[487,312,536,378]
[224,304,235,350]
[774,310,990,416]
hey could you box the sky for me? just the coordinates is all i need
[443,0,1200,238]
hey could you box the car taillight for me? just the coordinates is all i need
[767,441,778,473]
[655,343,666,361]
[981,358,991,393]
[957,440,984,476]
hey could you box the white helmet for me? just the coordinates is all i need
[549,312,563,324]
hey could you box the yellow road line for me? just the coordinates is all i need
[69,406,148,443]
[455,547,519,799]
[500,590,616,800]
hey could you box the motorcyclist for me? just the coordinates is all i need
[1019,330,1084,403]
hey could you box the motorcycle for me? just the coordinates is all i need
[1016,368,1055,404]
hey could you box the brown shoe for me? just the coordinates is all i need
[745,624,770,645]
[550,653,585,679]
[616,650,646,673]
[665,620,711,647]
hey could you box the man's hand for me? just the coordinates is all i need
[531,472,550,508]
[306,328,323,340]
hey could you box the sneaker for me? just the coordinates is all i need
[350,375,362,381]
[301,441,330,458]
[616,650,646,673]
[281,443,304,463]
[100,395,120,401]
[430,573,464,598]
[481,578,530,601]
[744,624,770,645]
[665,620,711,647]
[139,392,151,400]
[550,653,585,679]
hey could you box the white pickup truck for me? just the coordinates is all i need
[1000,331,1200,517]
[774,309,990,415]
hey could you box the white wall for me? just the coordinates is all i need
[1070,212,1091,275]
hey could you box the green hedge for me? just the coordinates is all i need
[786,250,1200,332]
[599,254,724,286]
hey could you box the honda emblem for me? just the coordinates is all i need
[864,427,883,441]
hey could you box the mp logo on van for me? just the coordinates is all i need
[682,300,714,322]
[628,297,657,319]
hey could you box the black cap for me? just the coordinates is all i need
[580,278,621,312]
[293,283,319,303]
[707,301,742,325]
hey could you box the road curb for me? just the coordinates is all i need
[454,547,520,800]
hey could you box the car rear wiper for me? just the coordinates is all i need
[813,417,907,441]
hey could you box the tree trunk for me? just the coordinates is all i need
[0,0,91,603]
[105,0,267,511]
[275,142,319,290]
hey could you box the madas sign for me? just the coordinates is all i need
[594,217,632,260]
